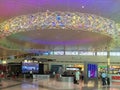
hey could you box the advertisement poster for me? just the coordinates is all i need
[87,64,98,78]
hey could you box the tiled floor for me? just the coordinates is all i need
[0,78,120,90]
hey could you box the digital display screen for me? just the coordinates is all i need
[66,67,79,71]
[87,64,97,78]
[22,62,39,73]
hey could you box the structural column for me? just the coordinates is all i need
[107,50,110,74]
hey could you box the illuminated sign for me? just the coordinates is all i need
[112,76,120,80]
[87,64,98,78]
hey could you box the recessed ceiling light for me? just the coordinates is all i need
[82,6,84,8]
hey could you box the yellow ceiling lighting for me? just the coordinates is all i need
[0,11,116,38]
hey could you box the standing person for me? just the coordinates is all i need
[81,71,84,81]
[58,67,64,78]
[101,71,107,86]
[0,71,2,86]
[107,76,110,86]
[75,70,81,84]
[1,71,4,79]
[53,71,56,78]
[16,71,19,78]
[30,69,33,79]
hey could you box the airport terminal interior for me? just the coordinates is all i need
[0,0,120,90]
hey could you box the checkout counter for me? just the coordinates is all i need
[109,74,120,85]
[60,75,74,82]
[57,67,80,82]
[33,74,50,80]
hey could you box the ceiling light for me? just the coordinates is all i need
[82,6,84,8]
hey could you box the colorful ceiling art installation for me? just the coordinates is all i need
[0,11,116,37]
[0,11,118,50]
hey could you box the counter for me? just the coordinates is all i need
[109,74,120,85]
[33,74,50,80]
[57,75,74,82]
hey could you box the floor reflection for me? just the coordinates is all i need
[0,79,120,90]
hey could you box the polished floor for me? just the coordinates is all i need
[0,78,120,90]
